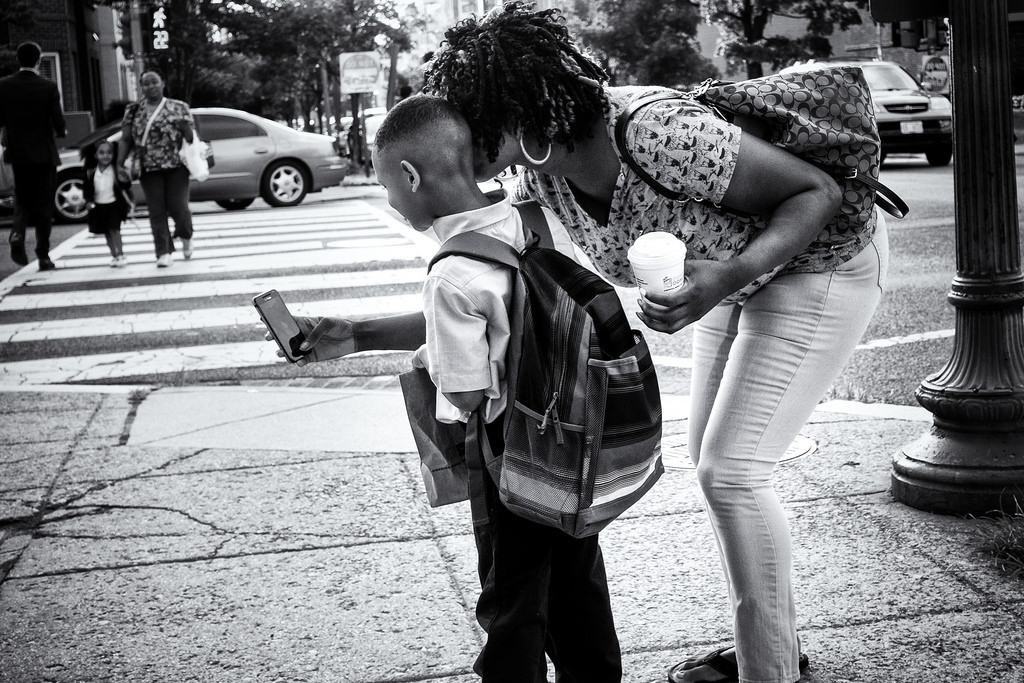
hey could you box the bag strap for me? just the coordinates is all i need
[139,97,167,148]
[614,92,699,202]
[427,200,554,272]
[516,202,633,358]
[839,169,909,219]
[614,91,909,219]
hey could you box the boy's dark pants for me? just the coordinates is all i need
[470,419,622,683]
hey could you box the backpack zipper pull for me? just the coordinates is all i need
[538,393,564,444]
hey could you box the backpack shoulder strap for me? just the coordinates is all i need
[428,199,559,272]
[514,200,555,250]
[428,230,520,273]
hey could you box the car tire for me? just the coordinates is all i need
[260,160,308,207]
[216,198,256,211]
[926,145,953,167]
[54,170,89,223]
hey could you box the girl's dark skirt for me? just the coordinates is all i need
[87,201,122,235]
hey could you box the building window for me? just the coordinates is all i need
[39,53,65,106]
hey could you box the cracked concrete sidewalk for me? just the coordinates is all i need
[1,384,1023,683]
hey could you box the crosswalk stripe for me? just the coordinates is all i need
[5,244,432,287]
[0,268,426,310]
[68,226,408,256]
[57,237,417,269]
[0,294,423,342]
[1,341,282,384]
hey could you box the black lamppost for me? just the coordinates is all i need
[874,0,1024,515]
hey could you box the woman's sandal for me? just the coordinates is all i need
[666,646,809,683]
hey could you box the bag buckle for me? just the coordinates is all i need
[686,78,716,100]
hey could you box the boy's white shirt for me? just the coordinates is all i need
[415,190,579,424]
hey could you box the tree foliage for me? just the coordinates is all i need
[214,0,407,123]
[569,0,719,88]
[95,0,408,122]
[700,0,870,78]
[0,0,41,76]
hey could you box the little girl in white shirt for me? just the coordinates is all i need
[84,140,132,267]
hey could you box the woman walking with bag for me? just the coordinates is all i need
[277,4,888,682]
[116,71,196,267]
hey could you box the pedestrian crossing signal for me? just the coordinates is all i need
[146,5,169,52]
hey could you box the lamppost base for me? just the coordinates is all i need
[892,426,1024,516]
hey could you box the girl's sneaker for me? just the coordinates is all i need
[110,256,124,268]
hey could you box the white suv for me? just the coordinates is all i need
[780,59,953,166]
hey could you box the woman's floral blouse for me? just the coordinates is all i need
[515,86,877,301]
[122,98,193,174]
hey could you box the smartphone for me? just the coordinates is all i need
[253,289,308,363]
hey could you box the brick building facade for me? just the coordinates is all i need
[1,0,130,140]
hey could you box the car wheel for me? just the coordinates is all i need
[54,170,88,223]
[926,145,953,166]
[216,198,256,211]
[260,161,308,207]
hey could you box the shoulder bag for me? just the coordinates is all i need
[615,66,909,220]
[179,133,212,182]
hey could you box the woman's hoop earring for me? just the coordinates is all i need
[519,134,552,166]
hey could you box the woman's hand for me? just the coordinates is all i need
[635,259,740,334]
[265,316,357,367]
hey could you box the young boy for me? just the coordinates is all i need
[371,94,622,683]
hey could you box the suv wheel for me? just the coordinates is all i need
[260,161,308,207]
[54,170,88,223]
[926,145,953,167]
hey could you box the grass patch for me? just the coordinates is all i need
[823,378,871,403]
[975,501,1024,581]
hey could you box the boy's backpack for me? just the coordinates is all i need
[429,201,664,538]
[615,65,909,224]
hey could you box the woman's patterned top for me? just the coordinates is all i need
[122,98,193,174]
[514,86,876,301]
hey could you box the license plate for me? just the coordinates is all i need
[901,121,924,134]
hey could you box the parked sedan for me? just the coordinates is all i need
[1,107,349,223]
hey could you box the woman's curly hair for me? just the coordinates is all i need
[423,1,609,163]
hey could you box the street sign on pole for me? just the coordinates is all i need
[338,52,380,95]
[920,54,950,95]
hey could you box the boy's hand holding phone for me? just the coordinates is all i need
[293,317,357,365]
[253,289,308,363]
[258,312,358,366]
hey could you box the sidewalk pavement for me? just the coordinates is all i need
[2,382,1022,683]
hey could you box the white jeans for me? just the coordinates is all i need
[688,216,889,683]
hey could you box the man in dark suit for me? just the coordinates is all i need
[0,41,67,270]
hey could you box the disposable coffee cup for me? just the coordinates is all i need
[627,232,687,296]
